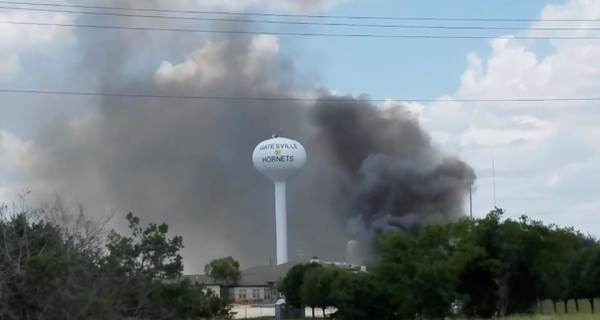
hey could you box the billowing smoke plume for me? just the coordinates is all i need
[18,2,475,272]
[310,98,475,258]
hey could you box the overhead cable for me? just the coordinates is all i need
[1,5,600,32]
[1,0,600,22]
[2,89,599,103]
[1,20,599,40]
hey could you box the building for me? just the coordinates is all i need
[184,258,366,305]
[184,261,296,304]
[181,274,223,298]
[229,261,296,303]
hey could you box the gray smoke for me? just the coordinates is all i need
[313,98,475,221]
[310,98,475,259]
[19,2,475,272]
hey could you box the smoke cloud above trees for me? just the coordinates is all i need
[13,2,474,272]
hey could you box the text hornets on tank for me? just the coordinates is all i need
[259,142,300,163]
[262,154,295,163]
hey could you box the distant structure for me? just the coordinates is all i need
[253,135,306,265]
[346,215,365,265]
[181,257,366,305]
[346,240,360,266]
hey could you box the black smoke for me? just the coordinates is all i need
[310,98,475,259]
[18,2,475,272]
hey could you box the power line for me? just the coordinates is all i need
[2,89,600,103]
[1,5,600,32]
[2,20,600,40]
[1,0,600,23]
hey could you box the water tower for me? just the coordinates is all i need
[253,135,306,265]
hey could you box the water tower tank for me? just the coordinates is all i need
[252,136,306,182]
[253,135,306,264]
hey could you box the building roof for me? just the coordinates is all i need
[183,258,366,288]
[182,274,219,285]
[184,260,299,287]
[235,261,298,287]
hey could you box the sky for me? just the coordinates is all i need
[1,0,600,271]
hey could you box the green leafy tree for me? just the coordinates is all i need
[456,209,544,317]
[331,271,390,320]
[148,278,232,319]
[536,225,572,313]
[581,244,600,313]
[204,256,241,287]
[281,262,321,308]
[0,199,117,320]
[376,221,479,319]
[536,225,588,314]
[103,212,184,318]
[0,197,231,320]
[204,256,241,303]
[104,212,184,280]
[315,267,344,316]
[301,266,323,318]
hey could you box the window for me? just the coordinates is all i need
[252,288,260,299]
[238,289,246,299]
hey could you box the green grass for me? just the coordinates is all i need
[539,299,600,315]
[243,318,600,320]
[505,316,600,320]
[243,314,600,320]
[241,302,600,320]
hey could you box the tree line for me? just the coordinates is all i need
[4,195,598,320]
[280,208,600,320]
[0,196,231,320]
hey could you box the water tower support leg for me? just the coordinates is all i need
[274,182,288,264]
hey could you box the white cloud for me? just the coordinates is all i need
[155,34,283,93]
[405,0,600,234]
[0,10,76,82]
[155,40,231,88]
[0,53,18,82]
[0,129,31,203]
[0,129,29,169]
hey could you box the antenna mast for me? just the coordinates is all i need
[278,106,283,137]
[492,146,496,208]
[469,183,473,219]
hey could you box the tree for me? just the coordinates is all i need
[0,197,118,320]
[103,212,185,318]
[581,244,600,313]
[105,212,184,280]
[301,266,323,318]
[456,209,544,317]
[315,267,344,316]
[375,221,479,319]
[281,262,321,308]
[149,278,232,319]
[0,196,231,320]
[331,271,390,320]
[536,225,589,314]
[204,256,241,287]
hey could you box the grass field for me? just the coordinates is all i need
[232,300,600,319]
[243,316,600,320]
[494,316,599,320]
[539,299,600,315]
